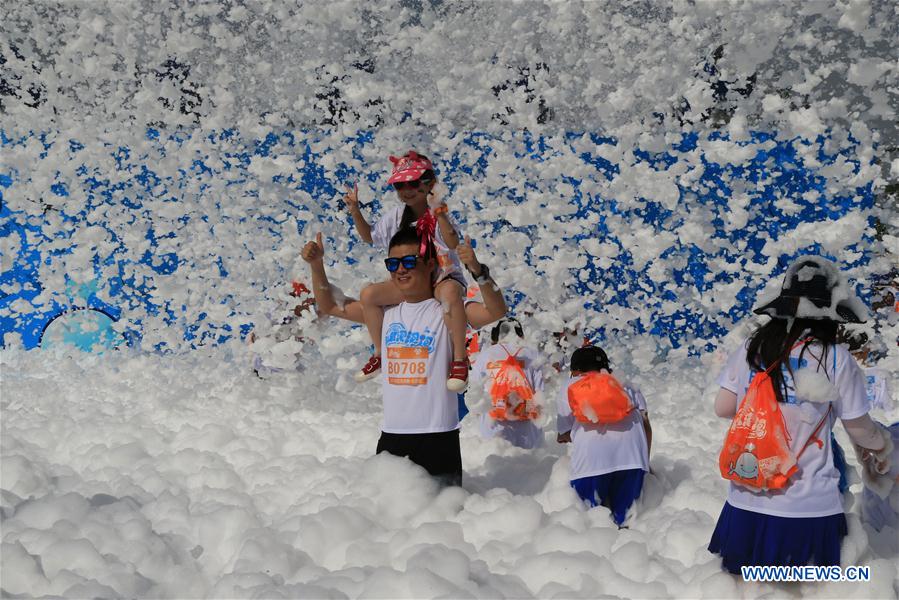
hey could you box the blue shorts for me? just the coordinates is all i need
[571,469,645,526]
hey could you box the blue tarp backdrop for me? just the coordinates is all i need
[0,128,875,353]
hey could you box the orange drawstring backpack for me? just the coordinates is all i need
[567,371,633,424]
[719,341,833,491]
[489,345,539,421]
[466,331,480,360]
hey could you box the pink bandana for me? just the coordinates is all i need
[415,209,437,258]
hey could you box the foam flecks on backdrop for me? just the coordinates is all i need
[0,0,896,362]
[0,129,884,355]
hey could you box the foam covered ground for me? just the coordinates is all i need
[2,348,896,599]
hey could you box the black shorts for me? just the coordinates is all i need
[376,429,462,487]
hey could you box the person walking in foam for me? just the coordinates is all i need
[557,346,652,527]
[469,317,548,449]
[344,151,471,391]
[708,255,892,573]
[300,227,508,486]
[370,227,464,485]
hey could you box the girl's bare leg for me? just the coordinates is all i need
[436,278,469,391]
[360,279,405,354]
[435,279,468,362]
[355,280,405,382]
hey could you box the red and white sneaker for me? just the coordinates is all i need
[446,359,469,392]
[354,355,382,382]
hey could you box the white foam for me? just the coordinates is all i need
[4,348,894,597]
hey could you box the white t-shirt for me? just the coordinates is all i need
[471,342,546,449]
[381,298,459,434]
[556,373,650,479]
[371,205,464,281]
[716,340,870,518]
[478,418,544,449]
[864,367,891,411]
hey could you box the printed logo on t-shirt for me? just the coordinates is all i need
[385,323,436,353]
[385,322,435,386]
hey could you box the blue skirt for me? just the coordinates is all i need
[708,502,847,574]
[571,469,645,526]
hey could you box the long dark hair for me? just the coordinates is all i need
[746,318,838,403]
[398,152,436,231]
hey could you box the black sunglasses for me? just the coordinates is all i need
[392,178,432,191]
[385,254,420,272]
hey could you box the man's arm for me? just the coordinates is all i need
[556,384,575,444]
[301,232,365,323]
[468,278,506,328]
[457,237,507,328]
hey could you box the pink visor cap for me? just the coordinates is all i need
[387,151,434,184]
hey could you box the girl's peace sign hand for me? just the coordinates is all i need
[344,183,359,213]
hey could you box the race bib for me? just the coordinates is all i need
[387,346,429,386]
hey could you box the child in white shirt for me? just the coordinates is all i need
[344,151,470,391]
[470,318,547,449]
[557,346,652,526]
[709,256,890,573]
